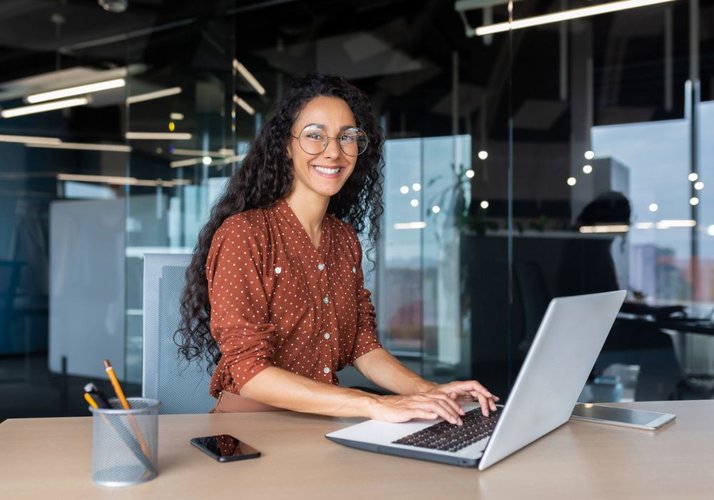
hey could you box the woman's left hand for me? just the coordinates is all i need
[425,380,499,416]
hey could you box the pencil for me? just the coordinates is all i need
[84,392,99,409]
[103,358,152,461]
[103,359,130,409]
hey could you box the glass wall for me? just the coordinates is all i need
[2,0,714,418]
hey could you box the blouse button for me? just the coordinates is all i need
[352,266,356,273]
[323,332,331,340]
[323,367,331,374]
[275,266,282,274]
[323,295,329,304]
[317,263,325,271]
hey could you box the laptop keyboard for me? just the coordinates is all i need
[393,408,501,452]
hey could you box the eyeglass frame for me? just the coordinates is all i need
[290,124,369,157]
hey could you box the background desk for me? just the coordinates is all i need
[1,400,713,499]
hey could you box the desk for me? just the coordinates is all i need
[1,400,713,499]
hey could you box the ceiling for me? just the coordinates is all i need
[0,0,711,146]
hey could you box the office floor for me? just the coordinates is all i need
[0,351,140,422]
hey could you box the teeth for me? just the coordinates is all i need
[314,165,340,175]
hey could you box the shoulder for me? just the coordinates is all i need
[211,208,274,253]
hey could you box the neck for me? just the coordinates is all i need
[284,190,329,246]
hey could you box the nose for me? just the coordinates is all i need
[322,136,341,158]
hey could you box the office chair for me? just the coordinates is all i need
[142,253,215,414]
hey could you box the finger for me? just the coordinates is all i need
[427,392,465,416]
[407,397,463,425]
[475,393,490,416]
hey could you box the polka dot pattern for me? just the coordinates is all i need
[205,198,381,397]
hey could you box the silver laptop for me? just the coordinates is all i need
[326,290,626,470]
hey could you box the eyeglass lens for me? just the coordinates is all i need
[298,125,368,156]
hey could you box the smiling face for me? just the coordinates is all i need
[286,96,358,204]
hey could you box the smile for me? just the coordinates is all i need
[312,165,342,175]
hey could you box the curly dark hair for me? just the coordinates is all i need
[176,73,384,371]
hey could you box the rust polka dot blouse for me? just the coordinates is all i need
[206,198,382,397]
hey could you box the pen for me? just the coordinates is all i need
[84,382,112,409]
[103,359,130,409]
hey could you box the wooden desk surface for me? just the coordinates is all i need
[1,400,713,499]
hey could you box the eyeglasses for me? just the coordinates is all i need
[291,124,369,157]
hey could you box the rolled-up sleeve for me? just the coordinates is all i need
[207,217,276,394]
[347,232,382,364]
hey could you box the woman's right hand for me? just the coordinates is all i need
[367,392,466,425]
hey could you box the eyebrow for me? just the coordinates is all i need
[302,123,358,131]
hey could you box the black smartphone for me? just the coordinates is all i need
[190,434,261,462]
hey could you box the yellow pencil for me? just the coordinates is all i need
[84,392,99,409]
[103,359,130,409]
[103,358,152,460]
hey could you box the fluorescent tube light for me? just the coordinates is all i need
[233,95,255,115]
[171,148,234,157]
[126,86,182,104]
[125,132,192,140]
[170,157,204,168]
[233,59,266,95]
[57,173,191,187]
[393,222,427,230]
[579,224,629,234]
[26,141,132,153]
[26,78,125,104]
[475,0,676,36]
[1,97,89,118]
[657,219,696,228]
[0,134,61,144]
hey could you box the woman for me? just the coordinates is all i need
[178,73,497,425]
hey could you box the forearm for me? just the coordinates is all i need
[239,366,378,418]
[354,348,436,395]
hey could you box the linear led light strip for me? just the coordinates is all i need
[0,134,61,144]
[127,86,182,104]
[27,141,131,153]
[171,148,234,157]
[233,95,255,115]
[1,97,89,118]
[57,173,191,187]
[475,0,676,36]
[233,59,266,95]
[126,132,192,140]
[579,224,629,234]
[26,78,125,103]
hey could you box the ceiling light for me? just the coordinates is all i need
[171,148,233,157]
[126,132,192,140]
[1,97,89,118]
[26,78,125,104]
[579,224,629,234]
[233,95,255,115]
[126,86,182,104]
[393,222,426,230]
[26,141,131,153]
[0,134,61,144]
[170,157,203,168]
[58,172,190,187]
[233,59,266,95]
[475,0,676,36]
